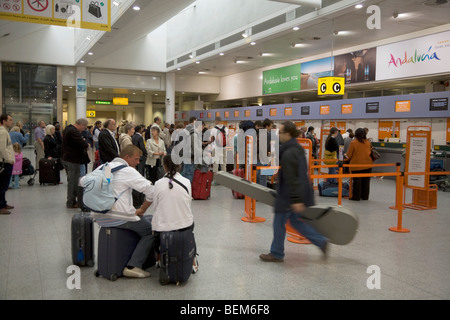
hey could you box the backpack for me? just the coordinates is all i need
[215,126,227,148]
[80,163,127,213]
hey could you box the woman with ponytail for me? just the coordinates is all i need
[151,154,194,233]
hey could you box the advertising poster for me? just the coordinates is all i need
[300,57,334,90]
[0,0,111,31]
[334,48,377,84]
[376,30,450,81]
[262,64,301,95]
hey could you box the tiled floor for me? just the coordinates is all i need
[0,148,449,300]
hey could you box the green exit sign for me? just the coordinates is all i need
[95,100,111,105]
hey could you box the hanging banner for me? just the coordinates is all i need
[0,0,111,32]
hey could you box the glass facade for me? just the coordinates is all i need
[2,62,57,144]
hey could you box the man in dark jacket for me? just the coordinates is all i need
[260,121,328,262]
[62,118,89,209]
[98,119,119,163]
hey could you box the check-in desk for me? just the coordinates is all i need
[371,142,450,181]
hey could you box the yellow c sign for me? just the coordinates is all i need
[318,77,345,95]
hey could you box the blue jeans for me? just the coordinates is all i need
[328,166,337,184]
[270,211,327,259]
[181,163,196,183]
[114,215,156,269]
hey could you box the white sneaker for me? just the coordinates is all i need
[123,267,151,278]
[192,256,199,274]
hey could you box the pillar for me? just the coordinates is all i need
[144,93,153,126]
[56,66,63,124]
[67,89,76,126]
[165,72,175,125]
[76,66,87,120]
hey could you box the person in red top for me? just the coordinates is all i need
[344,128,373,201]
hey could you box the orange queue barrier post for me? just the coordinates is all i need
[242,135,266,223]
[389,172,410,233]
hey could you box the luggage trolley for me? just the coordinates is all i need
[430,151,449,192]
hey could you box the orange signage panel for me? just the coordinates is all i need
[245,110,251,117]
[395,100,411,113]
[285,107,293,116]
[379,121,400,141]
[447,118,450,143]
[320,105,330,115]
[234,110,240,118]
[341,104,353,114]
[270,108,277,117]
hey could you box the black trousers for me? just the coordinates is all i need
[351,168,372,201]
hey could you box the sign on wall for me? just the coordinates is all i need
[0,0,111,31]
[376,30,450,81]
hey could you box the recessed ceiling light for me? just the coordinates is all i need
[88,52,93,55]
[219,52,224,56]
[133,5,140,11]
[196,61,200,64]
[355,4,363,9]
[177,67,181,70]
[242,32,248,38]
[250,42,256,45]
[293,26,300,31]
[80,60,85,63]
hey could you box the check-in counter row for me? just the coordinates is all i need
[369,143,450,179]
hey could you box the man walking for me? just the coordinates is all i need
[0,114,15,215]
[260,121,328,262]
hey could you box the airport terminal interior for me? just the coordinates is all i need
[1,0,450,301]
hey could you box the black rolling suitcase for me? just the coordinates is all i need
[95,227,140,281]
[159,225,197,285]
[39,158,59,185]
[95,226,157,281]
[71,212,95,267]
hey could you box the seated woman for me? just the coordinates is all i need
[151,154,197,273]
[152,154,193,233]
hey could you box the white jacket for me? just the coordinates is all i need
[0,126,14,164]
[151,173,193,232]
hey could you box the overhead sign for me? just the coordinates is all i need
[263,64,301,95]
[113,97,129,105]
[0,0,111,32]
[318,77,345,95]
[87,111,96,118]
[95,100,111,105]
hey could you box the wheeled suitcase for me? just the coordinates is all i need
[71,212,95,267]
[231,168,245,199]
[192,170,213,200]
[159,226,197,285]
[39,158,59,185]
[318,181,349,197]
[95,227,157,281]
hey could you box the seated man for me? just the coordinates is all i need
[80,145,155,278]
